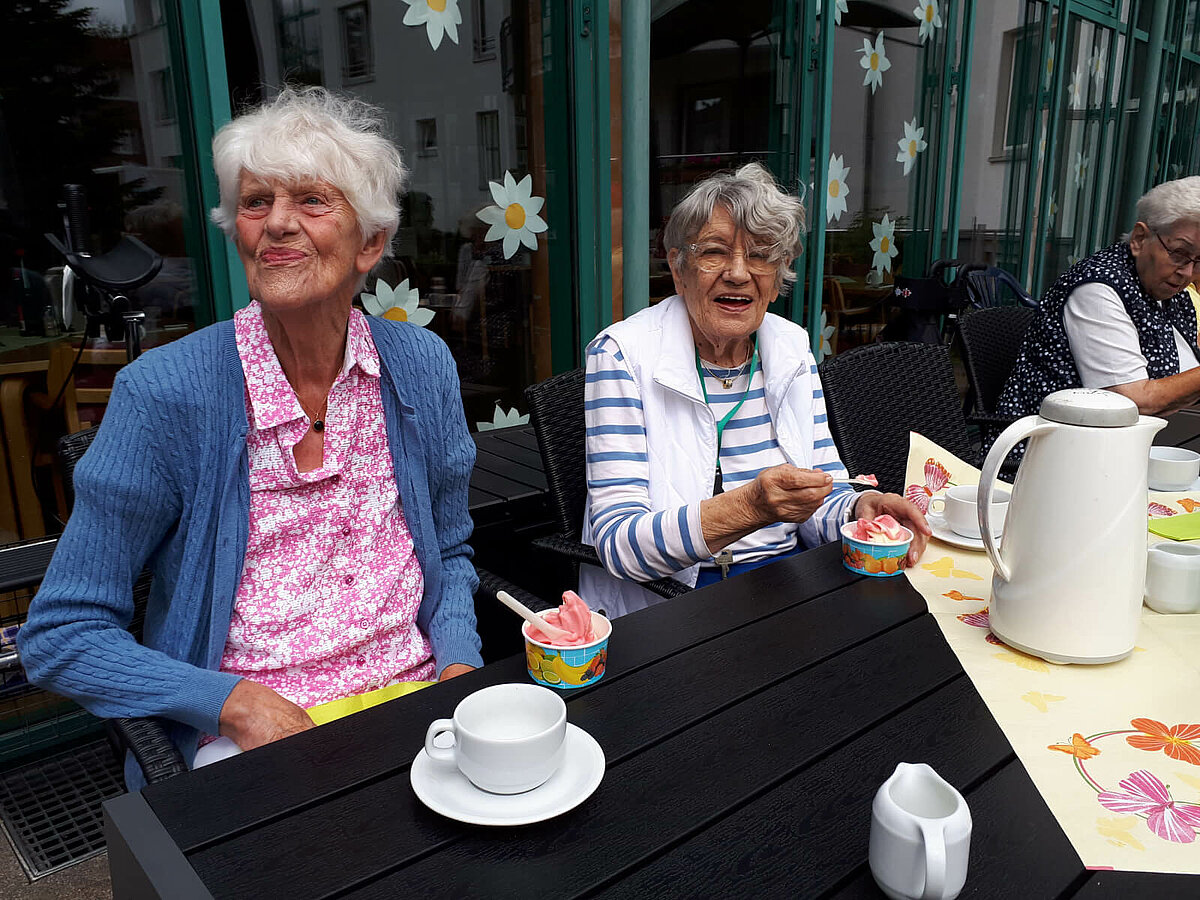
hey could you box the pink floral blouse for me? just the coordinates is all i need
[221,302,435,709]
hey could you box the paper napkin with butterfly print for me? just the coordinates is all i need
[901,431,1200,874]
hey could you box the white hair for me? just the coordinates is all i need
[1134,176,1200,236]
[663,162,805,289]
[210,86,407,252]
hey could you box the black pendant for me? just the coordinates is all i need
[313,419,325,432]
[713,467,723,495]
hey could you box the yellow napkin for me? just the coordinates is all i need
[1147,510,1200,541]
[306,680,434,726]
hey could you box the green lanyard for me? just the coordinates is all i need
[695,337,759,494]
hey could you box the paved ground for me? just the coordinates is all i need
[0,838,109,900]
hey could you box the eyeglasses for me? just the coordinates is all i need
[1153,231,1200,270]
[685,242,778,275]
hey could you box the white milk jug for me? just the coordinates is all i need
[978,389,1165,664]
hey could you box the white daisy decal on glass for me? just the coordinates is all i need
[401,0,462,51]
[1048,190,1058,221]
[913,0,942,44]
[858,34,891,94]
[1038,134,1047,163]
[869,213,899,274]
[476,172,548,259]
[1073,152,1089,187]
[817,0,849,25]
[895,119,927,176]
[826,154,850,223]
[1068,68,1085,108]
[1044,46,1055,89]
[476,405,530,432]
[1186,81,1198,104]
[361,278,434,326]
[816,309,836,363]
[1088,49,1105,84]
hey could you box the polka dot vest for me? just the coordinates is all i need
[996,242,1198,421]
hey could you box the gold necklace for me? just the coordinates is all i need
[296,394,329,432]
[699,359,751,389]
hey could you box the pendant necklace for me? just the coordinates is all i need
[297,395,329,433]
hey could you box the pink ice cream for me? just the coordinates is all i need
[846,514,908,544]
[854,473,879,487]
[527,590,596,646]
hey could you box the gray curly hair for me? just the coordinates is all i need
[663,162,805,289]
[210,86,407,253]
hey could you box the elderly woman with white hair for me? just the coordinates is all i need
[997,176,1200,419]
[581,163,929,617]
[19,87,482,786]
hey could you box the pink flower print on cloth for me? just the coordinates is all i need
[905,457,952,514]
[1097,769,1200,844]
[223,302,433,709]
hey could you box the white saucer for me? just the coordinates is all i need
[927,512,1001,552]
[410,723,605,826]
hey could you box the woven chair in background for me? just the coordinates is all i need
[818,342,977,495]
[524,369,690,601]
[962,266,1037,309]
[958,306,1038,431]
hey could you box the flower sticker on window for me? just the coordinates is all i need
[826,154,850,223]
[1088,49,1106,86]
[1073,152,1090,187]
[361,278,434,326]
[869,213,898,275]
[476,172,548,259]
[1068,68,1085,108]
[817,0,848,24]
[895,119,927,176]
[401,0,462,51]
[913,0,942,44]
[858,33,891,94]
[476,404,530,432]
[816,309,835,363]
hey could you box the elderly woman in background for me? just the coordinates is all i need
[997,176,1200,420]
[582,163,929,617]
[19,88,482,785]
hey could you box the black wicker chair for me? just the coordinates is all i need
[524,369,690,601]
[958,306,1038,431]
[818,342,979,496]
[962,265,1037,309]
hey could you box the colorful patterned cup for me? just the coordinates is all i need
[841,521,913,577]
[523,611,611,690]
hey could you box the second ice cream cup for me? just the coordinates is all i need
[523,611,611,690]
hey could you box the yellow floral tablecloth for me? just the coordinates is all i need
[902,432,1200,874]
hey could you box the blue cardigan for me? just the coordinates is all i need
[18,316,483,787]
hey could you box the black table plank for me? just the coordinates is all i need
[1070,871,1200,898]
[600,676,1017,899]
[145,544,862,848]
[465,465,544,503]
[327,616,963,900]
[473,446,548,490]
[180,573,921,897]
[1153,409,1200,449]
[485,426,541,452]
[474,433,546,472]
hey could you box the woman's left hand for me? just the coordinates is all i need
[438,663,475,681]
[852,492,931,567]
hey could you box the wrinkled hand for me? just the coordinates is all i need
[438,663,475,682]
[749,465,834,525]
[218,679,314,752]
[853,491,931,566]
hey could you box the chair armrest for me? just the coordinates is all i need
[475,567,553,613]
[966,412,1021,430]
[111,717,187,785]
[531,535,692,600]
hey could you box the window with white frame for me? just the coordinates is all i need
[472,0,496,60]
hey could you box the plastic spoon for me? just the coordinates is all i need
[497,590,572,642]
[831,474,879,487]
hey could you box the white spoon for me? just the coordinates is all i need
[496,590,572,642]
[831,475,879,487]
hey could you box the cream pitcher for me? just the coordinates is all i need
[978,389,1165,664]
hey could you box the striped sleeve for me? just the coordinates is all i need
[585,336,710,580]
[799,350,859,546]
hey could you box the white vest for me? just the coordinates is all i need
[580,295,822,617]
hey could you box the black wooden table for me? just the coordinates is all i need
[469,425,549,529]
[102,541,1197,899]
[1153,407,1200,453]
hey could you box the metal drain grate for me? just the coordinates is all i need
[0,737,125,879]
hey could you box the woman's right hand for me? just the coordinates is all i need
[749,465,834,524]
[218,678,315,751]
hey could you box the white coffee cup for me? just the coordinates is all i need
[870,762,972,900]
[930,484,1009,539]
[424,683,566,794]
[1145,543,1200,614]
[1148,447,1200,491]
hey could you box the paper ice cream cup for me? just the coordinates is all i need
[840,522,913,578]
[522,611,611,690]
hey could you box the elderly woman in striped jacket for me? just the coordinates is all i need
[581,163,929,617]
